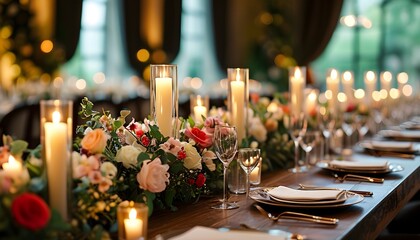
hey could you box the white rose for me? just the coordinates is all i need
[115,145,141,168]
[202,149,217,171]
[100,162,118,179]
[183,143,202,170]
[249,118,267,142]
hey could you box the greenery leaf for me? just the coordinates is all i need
[10,140,28,155]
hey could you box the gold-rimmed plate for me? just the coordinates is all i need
[250,187,364,209]
[316,162,403,175]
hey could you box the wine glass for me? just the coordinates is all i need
[288,112,308,173]
[341,111,356,155]
[212,125,238,210]
[238,148,261,198]
[319,107,336,161]
[355,112,370,142]
[299,130,319,168]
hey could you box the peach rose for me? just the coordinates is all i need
[81,129,108,154]
[137,158,169,193]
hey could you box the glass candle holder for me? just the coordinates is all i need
[190,95,209,124]
[150,64,178,137]
[117,201,148,240]
[40,99,73,220]
[249,156,262,186]
[227,68,249,144]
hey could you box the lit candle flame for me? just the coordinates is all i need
[52,111,61,123]
[129,208,137,220]
[295,68,302,79]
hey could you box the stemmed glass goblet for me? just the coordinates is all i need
[319,107,336,161]
[342,111,356,155]
[288,112,308,173]
[212,125,238,210]
[299,130,319,168]
[238,148,261,199]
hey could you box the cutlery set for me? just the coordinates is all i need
[253,204,339,225]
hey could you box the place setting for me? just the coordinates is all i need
[249,185,365,209]
[316,159,404,175]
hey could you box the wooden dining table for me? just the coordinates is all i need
[148,153,420,240]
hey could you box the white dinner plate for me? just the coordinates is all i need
[250,187,364,209]
[316,161,404,174]
[359,140,417,154]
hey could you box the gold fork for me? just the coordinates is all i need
[333,173,384,183]
[253,204,339,225]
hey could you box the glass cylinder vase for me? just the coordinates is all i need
[117,201,148,240]
[40,99,73,220]
[227,68,249,194]
[150,64,178,137]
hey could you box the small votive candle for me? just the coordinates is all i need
[190,95,209,124]
[250,157,262,185]
[118,201,148,240]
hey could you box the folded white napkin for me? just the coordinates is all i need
[379,130,420,139]
[168,226,288,240]
[267,186,343,202]
[329,159,389,171]
[371,140,413,151]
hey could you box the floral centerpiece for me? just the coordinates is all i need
[247,95,294,170]
[0,97,225,238]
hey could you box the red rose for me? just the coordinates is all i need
[141,135,150,146]
[11,193,51,231]
[195,173,206,188]
[187,178,195,185]
[184,127,212,148]
[177,149,186,160]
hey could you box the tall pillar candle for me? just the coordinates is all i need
[41,100,73,221]
[380,71,392,93]
[397,72,408,92]
[228,68,249,144]
[150,64,178,137]
[364,71,377,105]
[341,71,354,105]
[289,66,306,117]
[326,68,339,114]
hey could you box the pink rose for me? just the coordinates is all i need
[184,127,212,148]
[81,129,108,154]
[137,158,169,193]
[204,117,223,134]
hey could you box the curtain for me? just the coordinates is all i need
[123,0,181,76]
[292,0,344,66]
[54,0,83,61]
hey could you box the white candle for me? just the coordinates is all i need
[290,68,305,116]
[155,77,173,136]
[231,74,245,143]
[397,72,408,92]
[364,71,377,105]
[193,96,207,123]
[326,69,339,114]
[342,71,354,104]
[44,111,68,220]
[380,71,392,93]
[305,90,318,117]
[124,208,143,240]
[2,155,22,178]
